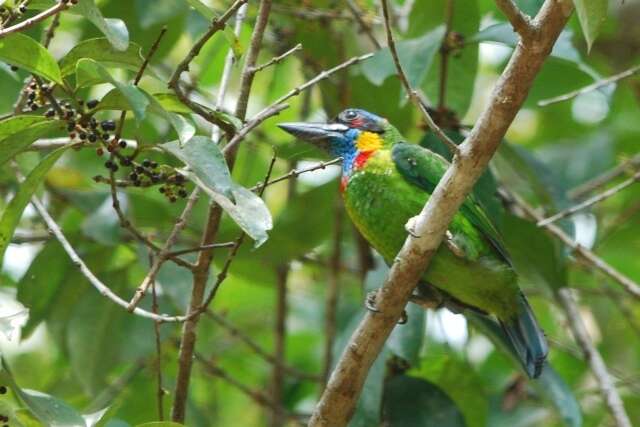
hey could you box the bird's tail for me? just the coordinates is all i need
[498,293,548,379]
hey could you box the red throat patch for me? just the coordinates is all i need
[354,150,374,169]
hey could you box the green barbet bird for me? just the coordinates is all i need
[279,108,548,378]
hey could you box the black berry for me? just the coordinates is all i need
[178,189,188,198]
[0,386,7,394]
[88,134,97,142]
[86,99,99,109]
[142,159,151,167]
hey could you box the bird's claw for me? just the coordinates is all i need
[445,230,465,258]
[365,290,408,325]
[398,310,408,324]
[405,216,420,238]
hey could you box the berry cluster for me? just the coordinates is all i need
[35,83,189,204]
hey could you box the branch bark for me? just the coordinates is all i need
[308,0,574,425]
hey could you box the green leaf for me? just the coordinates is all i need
[73,0,129,51]
[0,120,64,166]
[502,214,567,290]
[418,355,488,427]
[185,0,214,20]
[383,375,465,427]
[0,115,48,141]
[361,26,446,88]
[161,137,272,246]
[97,90,187,114]
[143,91,195,145]
[0,33,63,85]
[0,358,86,427]
[59,38,145,76]
[573,0,608,51]
[76,59,149,124]
[0,146,69,263]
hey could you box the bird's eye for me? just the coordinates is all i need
[343,110,358,121]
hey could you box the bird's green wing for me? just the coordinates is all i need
[391,142,511,265]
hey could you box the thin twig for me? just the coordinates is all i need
[0,0,68,38]
[165,241,236,257]
[222,53,375,157]
[233,0,274,122]
[345,0,381,49]
[510,191,640,300]
[380,0,459,156]
[251,157,342,192]
[251,43,302,74]
[211,3,247,142]
[11,231,50,243]
[205,310,321,381]
[29,194,189,322]
[556,288,632,427]
[539,64,640,107]
[127,189,200,311]
[494,0,534,39]
[538,170,640,226]
[222,103,288,155]
[168,0,249,138]
[569,153,640,199]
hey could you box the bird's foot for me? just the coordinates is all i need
[365,290,408,324]
[405,216,420,238]
[444,230,465,258]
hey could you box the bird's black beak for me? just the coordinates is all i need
[278,122,348,145]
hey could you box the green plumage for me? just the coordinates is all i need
[343,145,520,318]
[278,108,548,377]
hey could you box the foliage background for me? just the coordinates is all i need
[0,0,639,426]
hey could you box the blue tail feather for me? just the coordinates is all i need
[499,293,548,378]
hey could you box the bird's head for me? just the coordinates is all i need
[278,108,402,164]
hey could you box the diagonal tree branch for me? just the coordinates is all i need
[308,0,574,425]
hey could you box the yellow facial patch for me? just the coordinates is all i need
[355,131,382,152]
